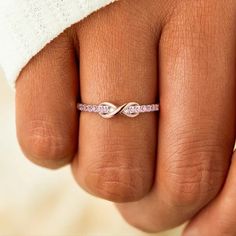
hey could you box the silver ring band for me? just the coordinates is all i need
[77,102,159,118]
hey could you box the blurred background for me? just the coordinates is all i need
[0,72,183,236]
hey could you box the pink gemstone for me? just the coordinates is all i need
[123,108,129,114]
[97,106,101,112]
[92,105,97,112]
[83,105,87,111]
[100,106,108,113]
[142,106,147,112]
[105,106,110,113]
[99,106,104,113]
[129,106,135,113]
[136,105,141,112]
[87,105,93,112]
[147,105,151,112]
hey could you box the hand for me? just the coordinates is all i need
[15,0,236,234]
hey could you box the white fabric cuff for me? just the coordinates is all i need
[0,0,115,87]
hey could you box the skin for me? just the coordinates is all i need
[14,0,236,234]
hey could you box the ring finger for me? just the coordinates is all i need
[71,2,160,202]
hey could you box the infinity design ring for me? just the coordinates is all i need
[77,102,159,118]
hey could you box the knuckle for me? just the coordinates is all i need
[169,0,236,39]
[82,133,154,202]
[18,119,72,168]
[83,138,154,202]
[163,126,228,209]
[85,159,146,202]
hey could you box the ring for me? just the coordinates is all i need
[77,102,159,118]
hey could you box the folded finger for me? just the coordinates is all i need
[183,150,236,236]
[16,31,79,168]
[117,1,236,231]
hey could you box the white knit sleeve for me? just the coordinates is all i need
[0,0,116,87]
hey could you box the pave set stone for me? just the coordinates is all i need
[78,103,159,115]
[78,104,110,113]
[123,104,159,114]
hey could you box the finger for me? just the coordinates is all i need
[117,0,236,231]
[16,31,79,169]
[71,2,160,202]
[183,150,236,236]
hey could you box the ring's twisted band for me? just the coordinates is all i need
[77,102,159,118]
